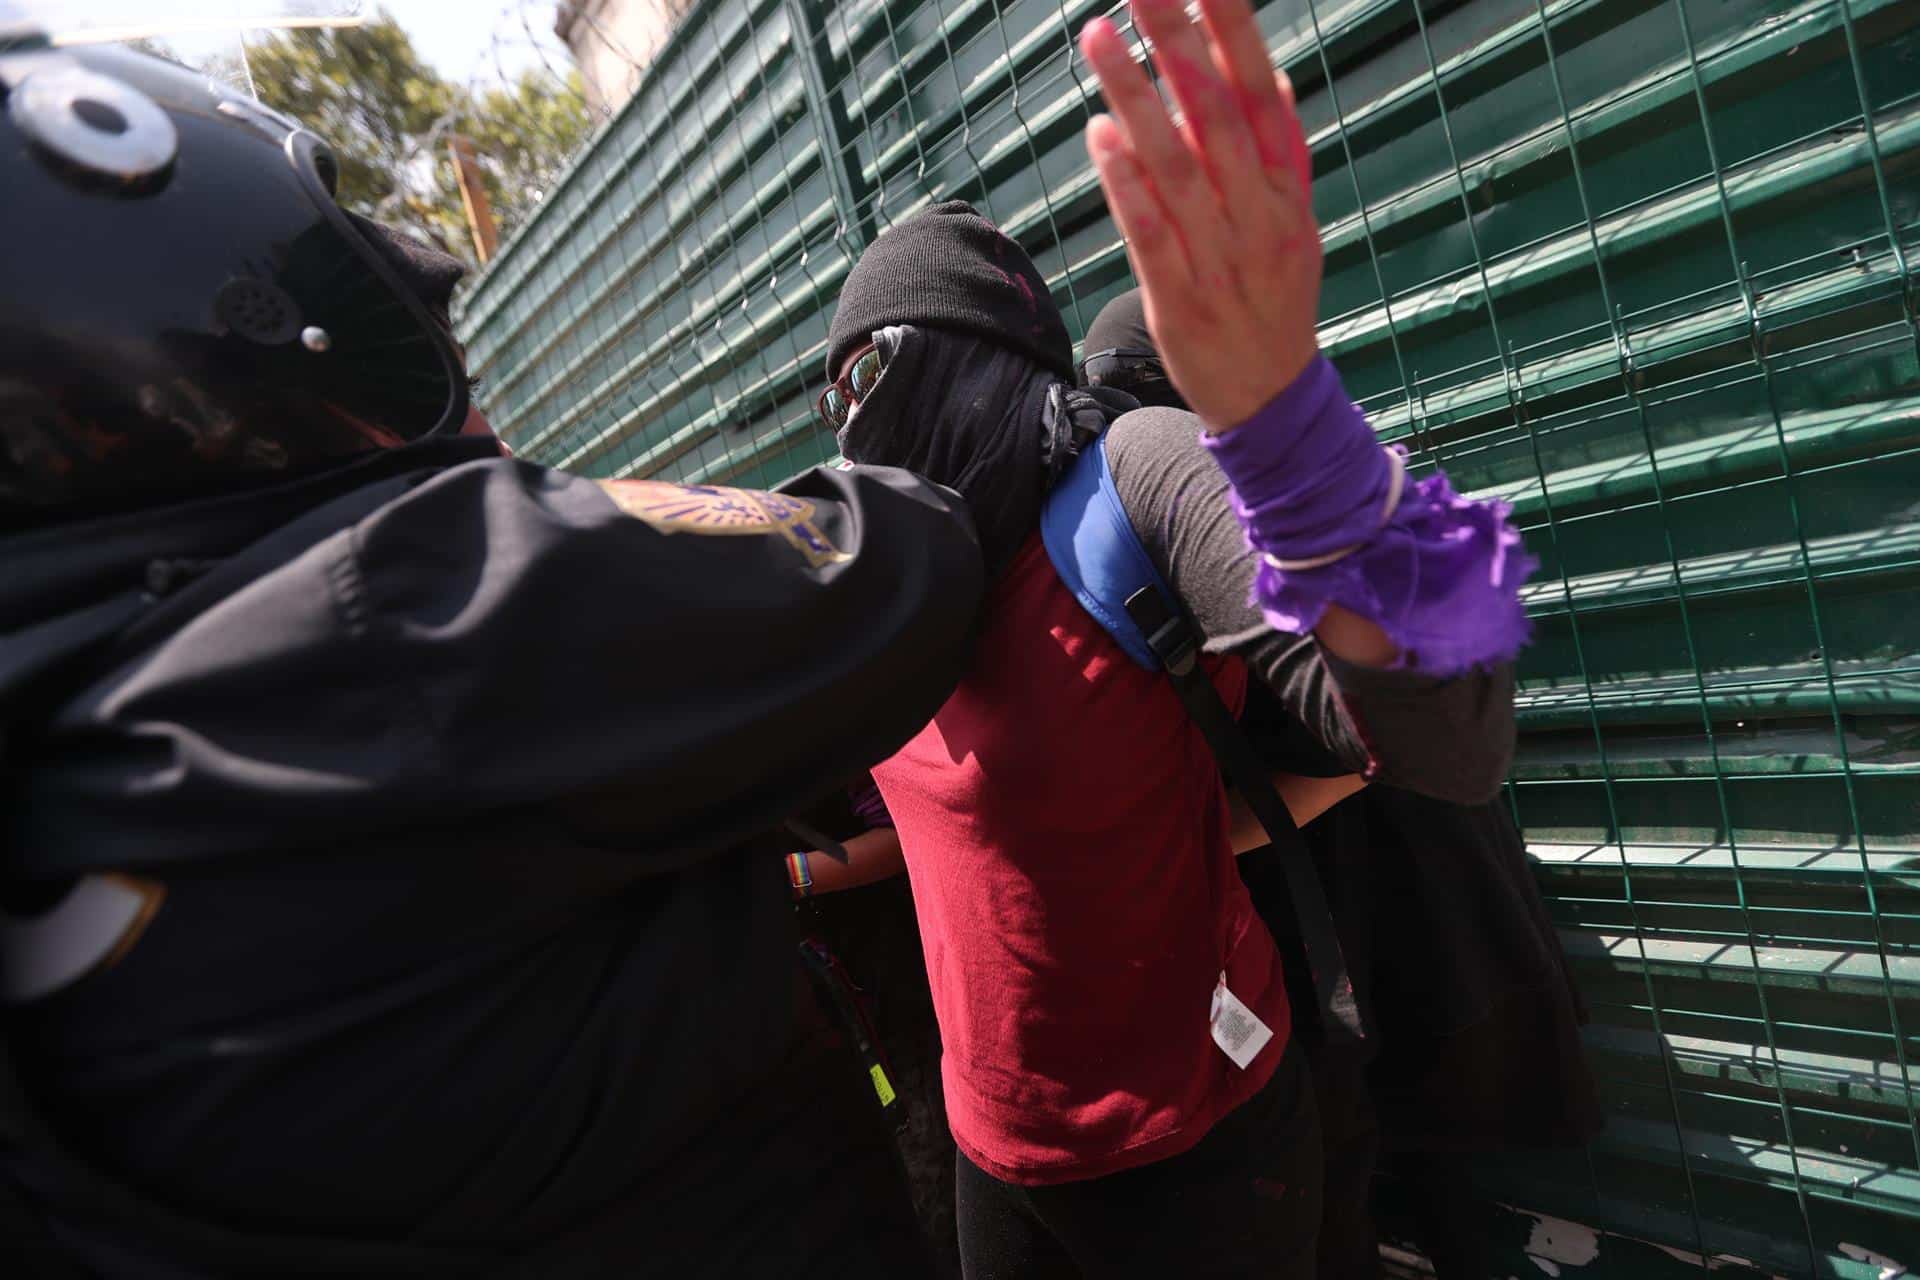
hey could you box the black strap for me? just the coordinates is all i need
[796,937,903,1122]
[1124,587,1365,1044]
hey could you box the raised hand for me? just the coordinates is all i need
[1079,0,1322,432]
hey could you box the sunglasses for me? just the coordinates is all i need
[817,342,886,431]
[1076,346,1168,390]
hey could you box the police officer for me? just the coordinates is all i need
[0,32,983,1278]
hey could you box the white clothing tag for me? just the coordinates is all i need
[1209,970,1274,1070]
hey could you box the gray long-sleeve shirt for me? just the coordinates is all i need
[1099,404,1597,1153]
[1102,405,1516,805]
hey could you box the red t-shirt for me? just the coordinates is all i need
[872,535,1291,1185]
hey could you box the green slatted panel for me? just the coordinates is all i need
[455,2,1920,1274]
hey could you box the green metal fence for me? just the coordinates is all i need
[454,0,1920,1273]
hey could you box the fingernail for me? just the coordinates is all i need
[1080,14,1120,54]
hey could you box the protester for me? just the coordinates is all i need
[0,36,985,1277]
[819,0,1553,1273]
[789,768,1366,1277]
[1080,288,1600,1278]
[788,766,1361,1279]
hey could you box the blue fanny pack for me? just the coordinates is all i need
[1040,438,1364,1043]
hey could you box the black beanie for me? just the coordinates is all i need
[827,200,1073,383]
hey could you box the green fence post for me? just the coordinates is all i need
[781,0,876,253]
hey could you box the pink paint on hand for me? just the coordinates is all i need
[1284,112,1312,193]
[1233,84,1311,192]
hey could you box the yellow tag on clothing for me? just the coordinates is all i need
[869,1064,897,1107]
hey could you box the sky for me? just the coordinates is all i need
[33,0,574,89]
[382,0,569,84]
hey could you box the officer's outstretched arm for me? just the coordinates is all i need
[347,459,984,864]
[19,459,982,868]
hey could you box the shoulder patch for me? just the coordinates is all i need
[596,479,851,567]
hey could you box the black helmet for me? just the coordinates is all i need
[0,36,469,526]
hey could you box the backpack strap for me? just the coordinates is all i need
[1042,440,1365,1045]
[1038,430,1171,670]
[1120,586,1364,1044]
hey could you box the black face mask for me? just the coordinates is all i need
[836,325,1066,576]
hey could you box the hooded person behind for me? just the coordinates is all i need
[1076,289,1600,1280]
[1076,287,1187,410]
[827,184,1548,1275]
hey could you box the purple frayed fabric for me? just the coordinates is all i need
[849,777,894,830]
[1203,356,1537,677]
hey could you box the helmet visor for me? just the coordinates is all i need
[0,38,468,521]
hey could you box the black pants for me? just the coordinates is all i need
[1302,1035,1383,1280]
[954,1042,1322,1279]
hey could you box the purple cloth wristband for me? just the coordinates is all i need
[1203,356,1536,677]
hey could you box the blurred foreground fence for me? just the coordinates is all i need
[454,0,1920,1274]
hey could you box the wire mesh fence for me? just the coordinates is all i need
[450,0,1920,1274]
